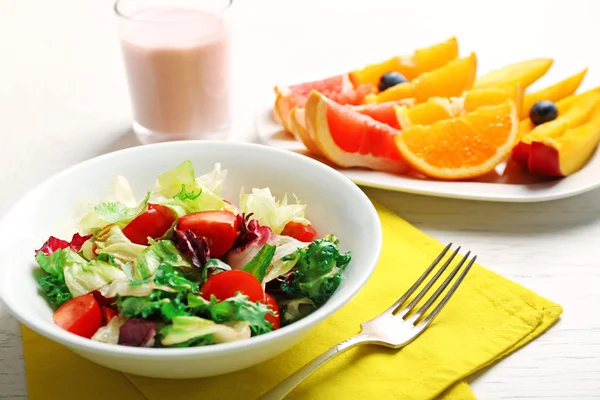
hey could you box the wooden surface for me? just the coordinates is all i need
[1,0,600,398]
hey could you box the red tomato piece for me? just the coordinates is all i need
[177,210,239,257]
[101,306,119,325]
[200,270,265,302]
[53,293,102,339]
[263,293,281,330]
[122,203,177,245]
[281,221,317,242]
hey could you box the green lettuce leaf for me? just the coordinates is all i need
[160,316,250,347]
[117,289,190,321]
[38,274,72,307]
[132,239,192,281]
[35,248,86,278]
[263,235,307,282]
[95,226,147,269]
[242,244,276,283]
[188,293,273,335]
[239,188,309,234]
[151,264,199,293]
[279,297,317,326]
[149,161,226,217]
[154,160,197,199]
[64,258,128,297]
[281,234,351,306]
[78,192,150,234]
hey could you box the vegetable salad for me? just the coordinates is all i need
[34,161,351,348]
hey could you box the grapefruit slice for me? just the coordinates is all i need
[304,91,410,174]
[291,99,414,156]
[289,107,324,157]
[395,101,519,180]
[274,74,374,132]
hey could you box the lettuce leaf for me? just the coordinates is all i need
[94,226,147,269]
[64,258,128,297]
[117,289,190,321]
[35,233,92,256]
[279,297,317,326]
[160,316,250,347]
[38,274,72,307]
[195,162,227,195]
[188,293,273,335]
[263,235,308,283]
[281,235,351,306]
[35,248,86,278]
[91,314,128,345]
[132,239,192,281]
[99,279,177,298]
[242,244,276,283]
[239,188,309,234]
[151,264,199,293]
[149,161,226,217]
[78,192,150,235]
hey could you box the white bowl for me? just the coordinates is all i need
[0,141,381,379]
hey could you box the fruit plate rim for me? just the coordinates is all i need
[253,97,600,203]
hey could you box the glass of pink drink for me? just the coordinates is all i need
[114,0,233,144]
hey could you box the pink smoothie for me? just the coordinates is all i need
[119,8,231,137]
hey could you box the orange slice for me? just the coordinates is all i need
[394,98,454,129]
[474,58,553,90]
[521,68,588,119]
[395,101,519,180]
[349,37,458,86]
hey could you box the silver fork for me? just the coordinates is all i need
[259,243,476,400]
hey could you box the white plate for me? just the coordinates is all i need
[255,97,600,203]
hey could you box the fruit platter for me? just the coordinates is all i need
[256,37,600,202]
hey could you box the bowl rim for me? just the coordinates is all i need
[0,140,382,358]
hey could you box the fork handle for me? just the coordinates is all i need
[258,334,371,400]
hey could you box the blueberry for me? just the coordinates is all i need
[378,72,408,92]
[530,100,558,126]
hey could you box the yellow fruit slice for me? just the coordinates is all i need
[395,101,519,180]
[474,58,553,90]
[521,69,588,119]
[349,37,459,86]
[368,53,477,104]
[539,103,600,176]
[526,92,600,143]
[394,98,454,129]
[463,85,523,113]
[520,88,600,138]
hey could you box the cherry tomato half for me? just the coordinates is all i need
[177,210,239,257]
[101,306,119,325]
[123,203,177,245]
[263,293,281,330]
[200,270,265,302]
[53,293,102,339]
[281,221,317,242]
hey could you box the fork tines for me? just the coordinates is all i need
[386,243,476,328]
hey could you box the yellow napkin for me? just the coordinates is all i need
[22,202,562,400]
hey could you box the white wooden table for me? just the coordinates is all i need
[2,0,600,398]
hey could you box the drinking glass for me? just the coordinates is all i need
[114,0,233,144]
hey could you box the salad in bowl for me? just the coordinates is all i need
[33,160,351,348]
